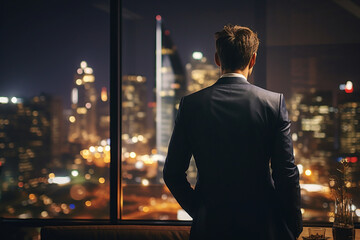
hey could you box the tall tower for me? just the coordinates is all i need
[68,61,98,146]
[155,16,186,181]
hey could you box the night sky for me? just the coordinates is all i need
[0,0,259,107]
[1,0,359,107]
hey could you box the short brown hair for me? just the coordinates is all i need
[215,24,259,71]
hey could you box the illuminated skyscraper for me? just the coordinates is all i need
[68,61,98,146]
[338,92,360,155]
[289,90,335,184]
[122,75,149,155]
[155,16,186,171]
[186,52,218,94]
[0,95,63,187]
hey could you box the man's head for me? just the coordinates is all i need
[215,24,259,75]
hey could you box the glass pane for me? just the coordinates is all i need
[0,0,110,219]
[267,1,360,223]
[121,0,259,220]
[122,0,360,223]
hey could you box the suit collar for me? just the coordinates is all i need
[215,77,250,85]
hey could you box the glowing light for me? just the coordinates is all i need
[41,211,48,218]
[156,15,162,21]
[75,79,82,85]
[71,170,79,177]
[84,67,93,74]
[132,136,138,143]
[301,184,329,193]
[351,204,356,211]
[69,204,75,210]
[99,177,105,184]
[305,169,312,176]
[77,68,83,74]
[130,152,136,158]
[141,179,149,186]
[101,87,108,102]
[11,97,17,103]
[97,146,103,152]
[48,173,55,179]
[135,161,144,169]
[142,206,149,212]
[85,200,92,207]
[356,209,360,217]
[83,75,95,82]
[80,61,87,69]
[49,176,71,185]
[138,135,144,141]
[76,107,87,114]
[85,102,92,109]
[105,145,110,152]
[72,88,78,104]
[0,97,9,104]
[297,164,303,175]
[301,208,305,214]
[69,116,76,123]
[89,146,95,152]
[85,174,91,180]
[29,194,36,200]
[192,51,203,60]
[345,81,353,93]
[101,140,107,146]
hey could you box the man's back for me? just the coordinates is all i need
[163,25,302,240]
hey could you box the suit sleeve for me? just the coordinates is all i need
[271,94,303,238]
[163,97,198,218]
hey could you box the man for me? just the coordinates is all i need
[163,25,302,240]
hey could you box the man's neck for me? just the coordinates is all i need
[221,68,249,79]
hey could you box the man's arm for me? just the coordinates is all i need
[163,97,197,218]
[271,94,303,238]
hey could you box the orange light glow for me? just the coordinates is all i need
[305,169,312,176]
[101,87,108,102]
[85,201,92,207]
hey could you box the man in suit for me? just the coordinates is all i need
[163,25,302,240]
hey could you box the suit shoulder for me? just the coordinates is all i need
[182,85,213,102]
[247,84,282,105]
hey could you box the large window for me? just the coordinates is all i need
[0,0,359,226]
[121,0,360,223]
[0,0,110,219]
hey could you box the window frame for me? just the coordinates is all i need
[0,0,359,230]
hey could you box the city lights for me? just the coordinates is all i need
[11,97,18,103]
[141,179,149,186]
[98,177,105,184]
[305,169,312,176]
[71,170,79,177]
[75,79,82,85]
[80,61,87,69]
[85,200,92,207]
[345,81,353,93]
[69,116,76,123]
[0,97,9,104]
[71,88,78,104]
[192,51,203,60]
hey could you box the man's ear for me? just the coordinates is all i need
[249,52,257,69]
[215,52,221,67]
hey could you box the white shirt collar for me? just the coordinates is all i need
[220,72,247,80]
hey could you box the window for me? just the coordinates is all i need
[0,0,359,227]
[0,0,110,219]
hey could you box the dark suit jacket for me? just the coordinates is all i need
[163,77,302,240]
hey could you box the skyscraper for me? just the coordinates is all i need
[0,94,63,188]
[288,90,335,184]
[155,16,186,181]
[122,75,149,155]
[68,61,98,146]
